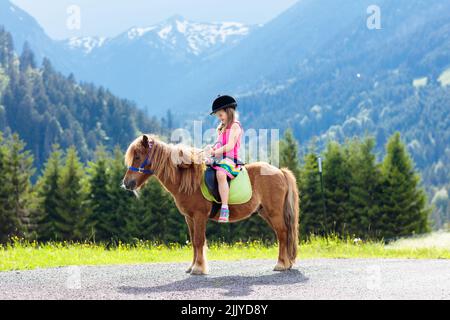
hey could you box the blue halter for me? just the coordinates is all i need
[128,145,154,175]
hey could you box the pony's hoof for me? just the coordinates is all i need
[190,264,208,275]
[185,266,193,273]
[273,262,290,271]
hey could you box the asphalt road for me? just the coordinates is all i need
[1,259,449,300]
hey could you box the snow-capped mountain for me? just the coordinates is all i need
[64,15,254,58]
[124,15,252,57]
[0,0,256,109]
[55,15,257,114]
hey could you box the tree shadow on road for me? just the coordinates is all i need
[118,269,308,297]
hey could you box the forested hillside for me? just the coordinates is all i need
[0,129,430,243]
[0,27,162,169]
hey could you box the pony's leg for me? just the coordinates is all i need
[190,214,209,275]
[273,217,292,271]
[261,210,292,271]
[185,216,196,273]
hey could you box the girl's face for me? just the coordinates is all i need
[215,109,227,123]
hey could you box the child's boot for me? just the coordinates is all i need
[218,205,230,223]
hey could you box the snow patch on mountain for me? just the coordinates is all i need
[127,26,157,40]
[66,36,108,54]
[158,25,173,40]
[184,21,251,55]
[128,16,253,55]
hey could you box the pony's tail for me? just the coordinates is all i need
[281,168,300,265]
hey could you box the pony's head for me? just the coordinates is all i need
[122,134,205,194]
[122,134,155,191]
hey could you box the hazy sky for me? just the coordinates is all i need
[10,0,298,40]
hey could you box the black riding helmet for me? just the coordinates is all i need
[210,95,237,115]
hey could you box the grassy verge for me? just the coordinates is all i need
[1,236,449,272]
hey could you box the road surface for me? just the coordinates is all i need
[1,259,449,299]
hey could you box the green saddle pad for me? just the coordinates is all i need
[200,166,252,204]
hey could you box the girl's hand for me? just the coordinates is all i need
[203,145,214,157]
[204,157,213,165]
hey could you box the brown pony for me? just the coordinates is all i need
[122,134,299,275]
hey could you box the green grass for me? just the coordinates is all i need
[1,236,449,272]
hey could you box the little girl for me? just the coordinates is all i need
[205,95,243,223]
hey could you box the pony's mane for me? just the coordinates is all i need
[125,135,205,195]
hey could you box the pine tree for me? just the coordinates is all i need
[346,137,383,238]
[19,42,36,72]
[0,133,14,242]
[280,128,301,182]
[0,27,15,72]
[299,148,326,238]
[54,147,88,240]
[322,141,352,236]
[106,146,135,242]
[85,146,114,241]
[378,132,430,239]
[162,109,175,137]
[35,145,63,241]
[0,134,34,242]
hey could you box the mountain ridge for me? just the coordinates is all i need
[63,15,256,58]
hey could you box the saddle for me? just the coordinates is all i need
[200,163,252,219]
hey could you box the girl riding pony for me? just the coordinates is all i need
[205,95,243,223]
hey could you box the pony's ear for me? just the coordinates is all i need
[141,135,150,149]
[177,148,192,169]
